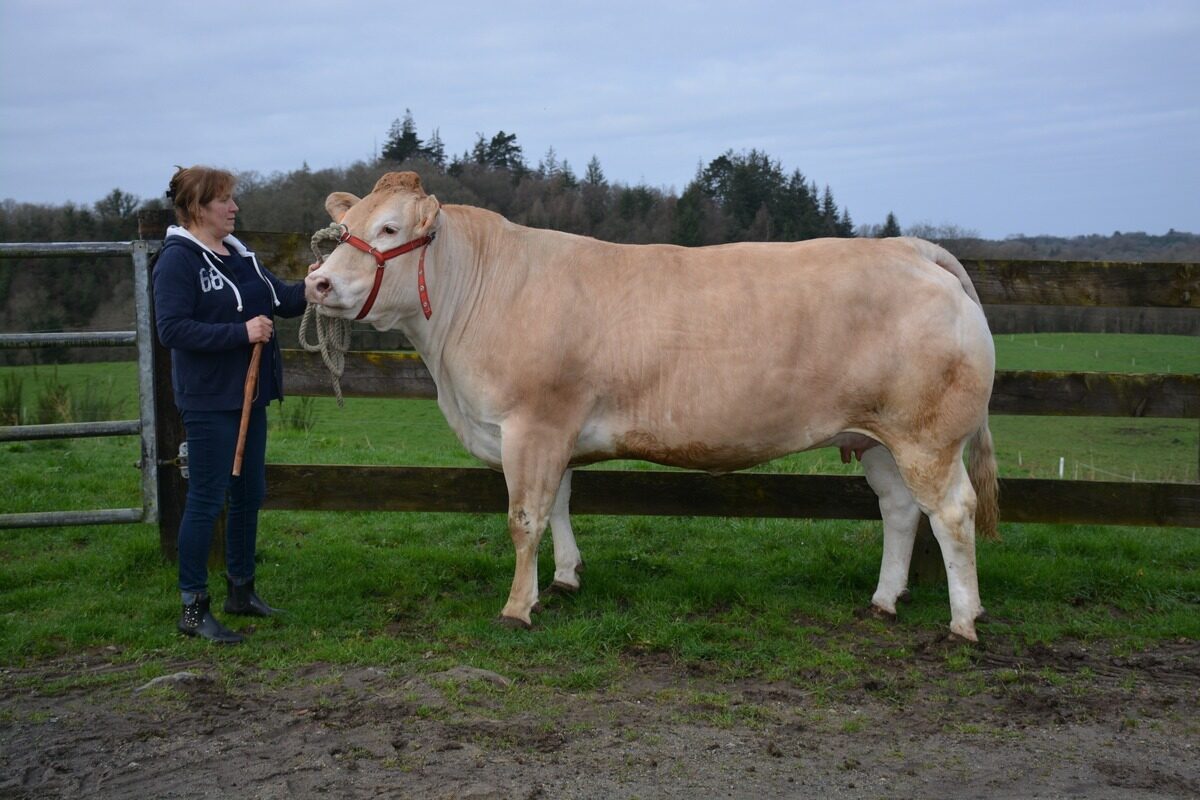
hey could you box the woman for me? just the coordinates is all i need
[153,165,308,644]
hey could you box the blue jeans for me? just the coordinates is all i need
[177,407,268,597]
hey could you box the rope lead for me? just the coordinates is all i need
[298,304,351,407]
[301,224,356,407]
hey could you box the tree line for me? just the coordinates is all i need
[224,110,856,246]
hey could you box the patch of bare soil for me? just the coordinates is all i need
[2,634,1197,800]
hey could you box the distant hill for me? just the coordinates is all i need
[943,230,1200,262]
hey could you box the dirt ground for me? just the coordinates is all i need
[2,633,1198,800]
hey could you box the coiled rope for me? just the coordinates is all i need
[299,223,354,406]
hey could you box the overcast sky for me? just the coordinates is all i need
[1,0,1196,239]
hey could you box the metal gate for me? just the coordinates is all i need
[0,241,159,527]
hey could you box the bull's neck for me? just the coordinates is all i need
[387,208,488,381]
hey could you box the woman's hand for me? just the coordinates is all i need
[245,315,274,343]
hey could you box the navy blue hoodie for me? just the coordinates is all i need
[153,226,307,411]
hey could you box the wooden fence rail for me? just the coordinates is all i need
[264,465,1199,527]
[140,226,1199,557]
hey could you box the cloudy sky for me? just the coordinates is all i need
[1,0,1196,239]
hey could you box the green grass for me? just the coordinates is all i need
[992,332,1199,374]
[0,333,1197,688]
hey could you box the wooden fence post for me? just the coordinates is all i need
[907,516,946,586]
[139,210,183,561]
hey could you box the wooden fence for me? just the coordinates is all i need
[138,220,1199,560]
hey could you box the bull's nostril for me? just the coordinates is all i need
[315,277,331,294]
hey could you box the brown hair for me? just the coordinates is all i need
[167,165,236,226]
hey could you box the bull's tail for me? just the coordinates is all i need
[902,237,984,308]
[968,415,1000,541]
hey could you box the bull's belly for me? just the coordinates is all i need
[572,417,834,474]
[437,382,869,475]
[443,402,837,474]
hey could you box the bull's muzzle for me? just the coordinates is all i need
[304,272,334,305]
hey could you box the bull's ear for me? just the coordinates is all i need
[416,195,441,235]
[325,192,360,223]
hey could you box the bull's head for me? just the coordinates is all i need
[305,171,441,327]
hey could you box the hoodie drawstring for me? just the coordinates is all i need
[249,253,281,307]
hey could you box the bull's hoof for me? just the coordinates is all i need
[496,614,532,630]
[543,580,580,597]
[856,604,897,623]
[946,629,978,644]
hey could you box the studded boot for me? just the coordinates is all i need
[178,595,243,644]
[224,577,282,617]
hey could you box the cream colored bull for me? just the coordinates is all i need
[305,172,999,640]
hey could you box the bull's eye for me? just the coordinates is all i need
[382,224,398,236]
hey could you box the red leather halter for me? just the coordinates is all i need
[335,226,436,320]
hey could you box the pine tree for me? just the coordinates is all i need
[584,156,606,187]
[838,207,855,237]
[422,128,446,168]
[558,160,578,189]
[881,212,902,237]
[674,183,706,246]
[470,133,490,166]
[781,169,820,240]
[820,186,840,236]
[697,149,795,242]
[485,131,525,172]
[538,146,560,179]
[448,149,470,177]
[582,157,609,227]
[381,109,423,163]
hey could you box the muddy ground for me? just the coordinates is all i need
[2,633,1198,800]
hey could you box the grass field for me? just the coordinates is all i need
[0,333,1197,686]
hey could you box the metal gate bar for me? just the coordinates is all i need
[0,420,141,442]
[0,509,145,528]
[0,240,159,529]
[0,332,137,348]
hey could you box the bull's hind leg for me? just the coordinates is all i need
[498,421,573,628]
[547,469,584,593]
[861,447,921,619]
[895,449,984,641]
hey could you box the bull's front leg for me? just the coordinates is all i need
[498,420,574,628]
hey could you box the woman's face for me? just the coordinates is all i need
[196,191,239,239]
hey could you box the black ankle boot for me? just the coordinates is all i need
[178,595,243,644]
[224,578,282,617]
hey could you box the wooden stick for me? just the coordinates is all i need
[232,341,264,477]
